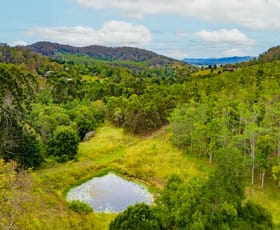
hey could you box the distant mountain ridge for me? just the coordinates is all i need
[183,56,254,66]
[27,41,182,66]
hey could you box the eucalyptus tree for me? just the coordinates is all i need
[256,134,274,189]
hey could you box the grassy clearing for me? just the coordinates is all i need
[78,124,210,190]
[246,178,280,225]
[33,123,280,228]
[34,123,210,229]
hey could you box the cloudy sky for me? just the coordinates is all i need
[2,0,280,58]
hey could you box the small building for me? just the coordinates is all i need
[43,70,56,77]
[223,67,236,72]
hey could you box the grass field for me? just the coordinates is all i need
[34,123,280,228]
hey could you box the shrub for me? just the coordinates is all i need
[16,126,43,168]
[240,201,273,229]
[47,126,80,162]
[109,203,160,230]
[68,200,93,214]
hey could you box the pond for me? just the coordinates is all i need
[66,173,152,213]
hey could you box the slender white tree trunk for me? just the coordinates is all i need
[250,135,256,185]
[261,172,265,189]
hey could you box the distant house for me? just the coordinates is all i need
[223,67,236,72]
[0,43,7,47]
[43,70,56,77]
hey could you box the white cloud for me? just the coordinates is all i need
[75,0,280,30]
[25,20,151,47]
[196,29,255,46]
[165,49,189,59]
[75,0,181,18]
[222,48,249,57]
[11,41,28,46]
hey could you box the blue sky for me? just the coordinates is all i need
[2,0,280,58]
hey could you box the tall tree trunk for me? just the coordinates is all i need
[243,119,248,156]
[250,135,256,185]
[209,153,213,164]
[260,172,265,189]
[238,115,243,135]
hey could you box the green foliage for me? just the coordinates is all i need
[155,175,205,229]
[30,104,69,143]
[202,147,246,229]
[90,100,106,124]
[0,45,54,72]
[70,105,97,140]
[68,200,93,214]
[207,146,246,206]
[240,201,273,229]
[112,147,247,230]
[256,135,274,171]
[3,42,280,228]
[29,41,182,67]
[47,126,80,162]
[106,89,173,134]
[31,102,104,144]
[259,45,280,63]
[14,125,43,168]
[151,147,272,229]
[106,96,127,127]
[272,164,280,186]
[74,114,96,140]
[0,160,35,229]
[46,72,81,104]
[0,63,44,168]
[169,59,280,191]
[109,203,160,230]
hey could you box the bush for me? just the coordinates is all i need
[2,125,43,169]
[47,126,80,162]
[16,126,43,168]
[240,201,273,229]
[74,114,96,140]
[68,200,93,214]
[109,203,160,230]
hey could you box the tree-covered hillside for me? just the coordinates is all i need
[27,41,185,67]
[259,45,280,63]
[0,44,193,167]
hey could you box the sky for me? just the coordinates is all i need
[2,0,280,59]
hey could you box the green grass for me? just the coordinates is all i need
[32,123,210,229]
[30,123,280,228]
[78,124,209,188]
[246,178,280,225]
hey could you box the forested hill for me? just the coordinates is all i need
[27,41,181,66]
[0,44,49,71]
[259,45,280,62]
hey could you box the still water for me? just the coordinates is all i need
[66,173,152,213]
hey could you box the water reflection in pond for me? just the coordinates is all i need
[66,173,152,213]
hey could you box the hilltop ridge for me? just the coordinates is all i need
[27,41,183,67]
